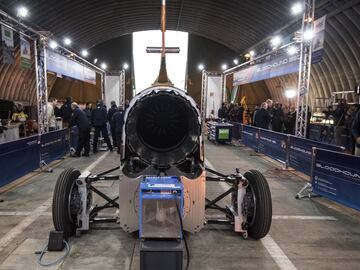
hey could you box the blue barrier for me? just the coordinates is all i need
[40,129,70,164]
[230,122,242,141]
[0,135,40,187]
[242,125,259,151]
[289,136,344,176]
[258,129,288,164]
[311,148,360,211]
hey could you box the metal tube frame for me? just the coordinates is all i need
[295,0,315,138]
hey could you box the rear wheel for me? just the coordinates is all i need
[52,168,81,237]
[243,170,272,240]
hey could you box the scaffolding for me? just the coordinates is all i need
[294,0,316,138]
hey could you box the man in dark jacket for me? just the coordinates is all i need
[60,97,73,125]
[69,103,91,157]
[352,108,360,156]
[91,100,113,152]
[111,107,125,153]
[254,102,271,129]
[108,101,118,147]
[218,103,228,120]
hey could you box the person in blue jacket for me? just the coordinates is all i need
[69,103,91,157]
[91,100,113,153]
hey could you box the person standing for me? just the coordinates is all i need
[218,103,228,120]
[83,103,92,123]
[60,97,73,126]
[47,97,57,131]
[254,102,271,129]
[351,108,360,156]
[91,100,113,153]
[272,103,284,132]
[111,106,125,154]
[69,103,91,157]
[108,101,118,147]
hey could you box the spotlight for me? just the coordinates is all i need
[271,36,282,47]
[63,37,71,46]
[291,2,304,15]
[17,6,28,18]
[123,63,129,70]
[49,40,58,49]
[244,53,251,58]
[303,29,314,41]
[100,63,107,70]
[221,64,228,71]
[287,46,297,55]
[198,64,205,71]
[93,58,98,64]
[285,89,297,99]
[249,50,255,57]
[233,59,239,65]
[81,49,89,57]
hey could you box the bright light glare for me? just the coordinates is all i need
[81,49,89,57]
[198,64,205,70]
[303,29,314,40]
[285,89,297,99]
[63,37,71,46]
[233,59,239,65]
[101,63,107,70]
[17,6,28,17]
[249,50,255,57]
[123,63,129,70]
[49,40,58,49]
[221,64,228,70]
[291,2,303,15]
[287,46,297,55]
[93,58,98,64]
[271,36,282,47]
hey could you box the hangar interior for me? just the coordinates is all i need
[0,0,359,270]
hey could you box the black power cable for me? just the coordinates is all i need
[175,200,190,270]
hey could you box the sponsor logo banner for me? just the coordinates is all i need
[1,25,15,64]
[312,148,360,211]
[20,35,31,69]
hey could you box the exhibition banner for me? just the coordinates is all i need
[233,16,326,86]
[0,135,40,187]
[258,129,288,164]
[46,49,96,84]
[20,35,31,69]
[312,148,360,211]
[289,136,344,176]
[242,125,259,151]
[40,129,69,164]
[1,25,15,64]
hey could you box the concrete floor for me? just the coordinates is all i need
[0,141,359,270]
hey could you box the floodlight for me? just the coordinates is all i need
[49,40,58,49]
[287,46,297,55]
[198,64,205,71]
[63,37,71,46]
[285,89,297,98]
[271,36,282,47]
[221,64,228,70]
[291,3,304,15]
[101,63,107,70]
[17,6,28,18]
[123,63,129,70]
[81,49,89,57]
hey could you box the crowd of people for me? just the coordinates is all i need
[218,98,360,156]
[47,96,128,157]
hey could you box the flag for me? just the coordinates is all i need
[1,25,15,64]
[20,35,31,69]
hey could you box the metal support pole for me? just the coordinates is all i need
[201,70,208,123]
[221,73,227,103]
[119,69,126,108]
[34,38,49,134]
[295,0,315,138]
[100,72,105,101]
